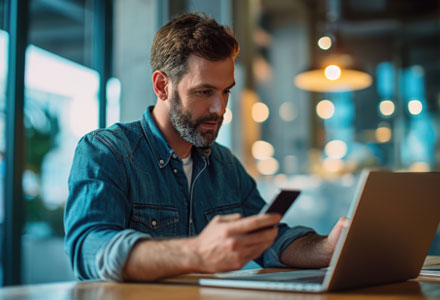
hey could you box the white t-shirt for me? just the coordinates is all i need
[181,154,193,190]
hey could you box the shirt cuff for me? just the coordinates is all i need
[262,225,315,268]
[95,229,152,281]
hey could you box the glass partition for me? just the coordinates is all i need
[22,0,100,284]
[0,0,7,285]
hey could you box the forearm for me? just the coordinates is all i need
[122,237,202,281]
[122,214,282,281]
[281,217,347,269]
[280,233,333,268]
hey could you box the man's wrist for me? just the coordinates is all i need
[122,237,207,281]
[181,236,205,273]
[318,235,334,265]
[281,233,332,268]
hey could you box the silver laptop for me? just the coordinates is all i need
[199,170,440,292]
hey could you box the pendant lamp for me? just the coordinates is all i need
[294,53,372,93]
[294,0,372,93]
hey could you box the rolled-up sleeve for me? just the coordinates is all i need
[260,225,315,267]
[95,229,151,281]
[64,132,145,280]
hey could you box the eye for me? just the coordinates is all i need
[223,89,231,95]
[195,90,213,96]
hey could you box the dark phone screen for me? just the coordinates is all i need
[260,190,301,217]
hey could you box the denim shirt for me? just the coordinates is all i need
[64,107,314,281]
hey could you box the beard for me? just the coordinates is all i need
[169,90,223,148]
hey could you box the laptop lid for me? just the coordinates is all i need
[194,170,440,292]
[324,170,440,291]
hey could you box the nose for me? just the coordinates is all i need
[208,93,226,116]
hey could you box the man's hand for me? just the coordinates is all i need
[123,213,281,281]
[326,217,349,251]
[191,213,281,273]
[280,217,349,268]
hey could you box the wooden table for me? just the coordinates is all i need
[1,257,440,300]
[1,279,440,300]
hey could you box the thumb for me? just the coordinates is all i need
[328,217,350,248]
[216,213,242,223]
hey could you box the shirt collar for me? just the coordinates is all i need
[140,106,211,168]
[141,106,175,168]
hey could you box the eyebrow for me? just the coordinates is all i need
[192,81,236,91]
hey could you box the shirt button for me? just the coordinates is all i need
[173,169,178,174]
[189,219,193,224]
[151,219,157,227]
[172,153,177,159]
[159,160,164,165]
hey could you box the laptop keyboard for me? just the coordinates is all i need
[285,274,325,283]
[218,269,327,284]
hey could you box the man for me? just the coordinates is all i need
[65,12,346,282]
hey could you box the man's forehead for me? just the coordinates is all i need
[183,55,235,88]
[186,55,234,70]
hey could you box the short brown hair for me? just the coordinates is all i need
[150,12,240,83]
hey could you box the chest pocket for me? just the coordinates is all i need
[203,203,244,223]
[130,204,179,237]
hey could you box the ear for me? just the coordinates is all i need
[152,70,169,101]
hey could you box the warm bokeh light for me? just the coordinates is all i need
[294,68,372,92]
[253,55,273,83]
[409,162,430,172]
[379,100,395,117]
[408,99,423,115]
[274,173,288,187]
[324,65,341,80]
[317,36,332,50]
[256,157,279,175]
[279,102,297,122]
[324,140,347,159]
[223,108,233,124]
[375,126,392,143]
[252,140,274,160]
[252,102,270,123]
[322,158,344,173]
[316,100,335,119]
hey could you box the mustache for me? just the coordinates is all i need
[194,113,223,127]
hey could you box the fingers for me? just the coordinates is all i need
[240,226,279,247]
[224,227,278,263]
[215,213,242,223]
[240,237,276,261]
[327,217,350,248]
[332,217,350,233]
[338,217,350,227]
[196,214,281,273]
[222,214,281,235]
[221,234,276,270]
[213,214,279,254]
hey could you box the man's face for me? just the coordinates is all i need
[168,55,235,148]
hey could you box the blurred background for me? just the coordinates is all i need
[0,0,439,286]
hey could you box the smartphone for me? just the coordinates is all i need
[259,189,301,217]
